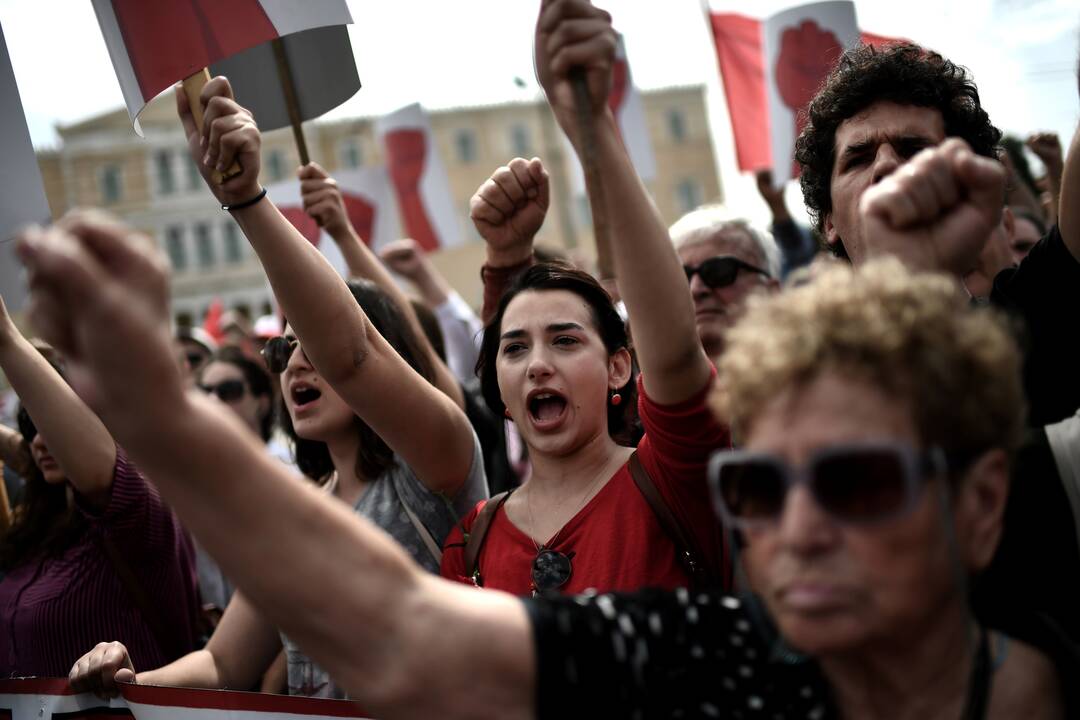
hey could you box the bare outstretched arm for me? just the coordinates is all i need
[20,213,533,720]
[176,79,474,495]
[0,271,115,507]
[535,0,711,404]
[298,162,465,410]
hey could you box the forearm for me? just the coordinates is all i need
[230,200,373,388]
[1059,125,1080,263]
[137,649,225,690]
[329,226,464,409]
[0,329,115,494]
[105,390,439,705]
[573,112,710,402]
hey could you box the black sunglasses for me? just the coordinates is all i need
[708,442,946,528]
[531,548,575,596]
[261,336,299,374]
[186,352,209,369]
[198,379,247,403]
[684,255,770,289]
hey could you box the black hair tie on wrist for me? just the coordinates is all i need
[221,187,267,212]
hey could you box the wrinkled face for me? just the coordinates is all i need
[496,289,626,458]
[29,431,66,484]
[740,372,961,656]
[279,324,356,442]
[825,102,946,265]
[200,361,268,439]
[1010,215,1041,263]
[677,231,774,360]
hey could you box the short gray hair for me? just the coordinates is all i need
[669,205,782,279]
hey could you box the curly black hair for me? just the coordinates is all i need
[795,43,1002,251]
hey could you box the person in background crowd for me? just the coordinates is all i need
[669,205,781,359]
[30,5,1080,712]
[1026,131,1064,225]
[795,39,1080,643]
[1009,206,1047,263]
[379,238,484,385]
[0,286,198,678]
[754,169,818,277]
[175,326,217,380]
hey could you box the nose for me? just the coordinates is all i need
[284,342,313,374]
[776,485,839,558]
[870,143,903,185]
[30,433,48,453]
[688,271,712,301]
[526,349,554,383]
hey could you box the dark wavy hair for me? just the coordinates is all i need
[0,403,87,571]
[202,346,275,442]
[279,279,436,483]
[795,43,1002,254]
[476,262,637,445]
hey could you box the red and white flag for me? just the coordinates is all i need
[568,33,656,192]
[91,0,357,134]
[0,678,371,720]
[706,2,904,178]
[270,166,403,278]
[375,104,462,253]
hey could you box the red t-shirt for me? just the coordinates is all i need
[440,371,729,595]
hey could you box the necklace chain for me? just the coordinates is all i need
[526,468,609,552]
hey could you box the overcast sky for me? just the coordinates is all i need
[1,0,1076,221]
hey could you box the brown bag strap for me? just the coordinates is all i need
[99,532,179,659]
[629,450,717,589]
[463,490,512,581]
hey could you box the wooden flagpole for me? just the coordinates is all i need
[271,38,311,167]
[181,69,242,185]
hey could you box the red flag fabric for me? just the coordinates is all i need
[707,11,905,172]
[203,297,225,342]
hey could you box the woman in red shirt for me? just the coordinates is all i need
[439,33,730,593]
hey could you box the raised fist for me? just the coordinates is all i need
[469,158,550,267]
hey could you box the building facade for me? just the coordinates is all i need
[39,85,722,325]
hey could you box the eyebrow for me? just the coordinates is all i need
[500,322,586,341]
[840,133,936,162]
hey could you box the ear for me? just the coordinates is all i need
[823,211,842,249]
[608,347,633,391]
[1001,206,1016,241]
[954,448,1010,572]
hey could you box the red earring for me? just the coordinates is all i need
[505,408,512,419]
[610,392,622,406]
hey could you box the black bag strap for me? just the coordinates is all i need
[463,490,512,582]
[99,531,180,659]
[629,450,719,589]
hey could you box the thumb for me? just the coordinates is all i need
[114,668,136,684]
[956,151,1005,224]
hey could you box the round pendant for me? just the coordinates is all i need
[531,548,573,594]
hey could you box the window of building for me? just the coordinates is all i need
[100,164,122,204]
[509,124,531,157]
[667,109,688,144]
[675,178,703,214]
[155,150,175,195]
[195,223,215,268]
[339,140,363,169]
[454,129,477,164]
[223,220,244,264]
[165,225,187,271]
[267,150,285,182]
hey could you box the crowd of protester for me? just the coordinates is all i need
[0,0,1078,716]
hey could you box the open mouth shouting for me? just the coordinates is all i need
[289,380,323,415]
[526,388,569,431]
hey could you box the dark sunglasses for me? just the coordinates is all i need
[186,352,209,369]
[684,255,770,289]
[198,379,247,403]
[261,336,299,373]
[708,442,946,528]
[531,548,575,596]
